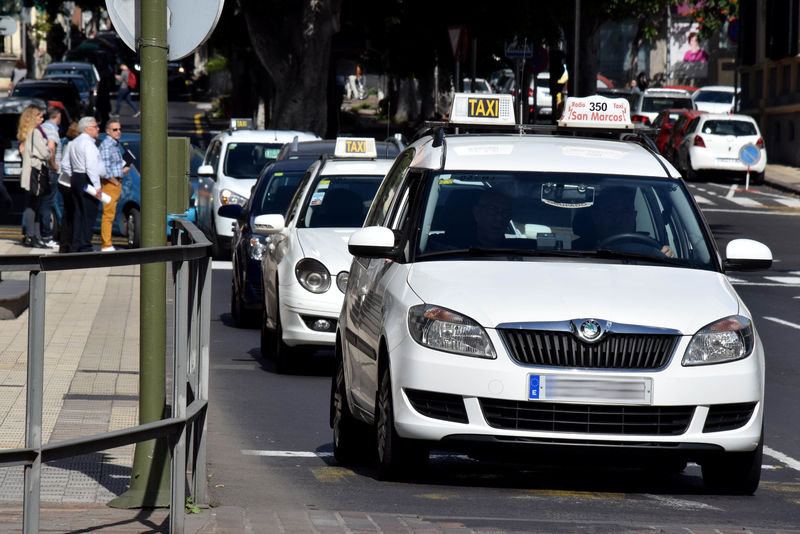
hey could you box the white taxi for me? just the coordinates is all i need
[196,118,319,257]
[254,138,394,373]
[331,93,773,494]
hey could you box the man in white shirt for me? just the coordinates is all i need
[62,116,105,252]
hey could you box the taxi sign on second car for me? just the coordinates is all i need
[334,137,378,158]
[558,95,633,129]
[450,92,515,126]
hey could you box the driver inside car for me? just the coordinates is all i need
[573,187,676,258]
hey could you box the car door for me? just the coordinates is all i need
[345,152,416,414]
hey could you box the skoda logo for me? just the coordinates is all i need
[577,319,604,343]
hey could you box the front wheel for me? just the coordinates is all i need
[749,171,765,185]
[260,307,274,358]
[331,354,370,465]
[375,364,428,480]
[701,431,763,495]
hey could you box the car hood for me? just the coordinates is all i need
[296,228,358,272]
[406,261,741,334]
[219,177,257,199]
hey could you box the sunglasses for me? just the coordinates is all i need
[110,128,121,132]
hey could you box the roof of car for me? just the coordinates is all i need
[318,158,394,177]
[46,62,95,69]
[277,138,402,160]
[263,157,316,173]
[218,129,319,144]
[15,79,75,87]
[643,88,691,96]
[0,96,48,113]
[696,113,757,122]
[410,134,679,178]
[694,85,738,93]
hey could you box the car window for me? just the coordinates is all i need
[364,149,414,227]
[701,120,757,136]
[206,140,221,171]
[285,168,316,224]
[255,169,307,216]
[694,91,734,104]
[302,175,383,228]
[415,171,713,269]
[685,117,702,134]
[642,97,693,112]
[223,142,283,178]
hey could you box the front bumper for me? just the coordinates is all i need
[278,283,344,347]
[388,331,764,456]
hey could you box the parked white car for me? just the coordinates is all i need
[677,113,766,183]
[332,93,772,495]
[196,119,319,257]
[692,85,740,114]
[631,88,695,125]
[255,138,393,373]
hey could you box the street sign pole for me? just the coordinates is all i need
[108,0,170,508]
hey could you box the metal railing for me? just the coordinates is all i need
[0,219,211,534]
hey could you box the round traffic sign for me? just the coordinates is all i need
[739,144,760,166]
[0,16,17,36]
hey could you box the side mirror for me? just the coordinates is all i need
[724,239,772,271]
[198,164,214,177]
[253,214,285,234]
[348,226,398,259]
[218,203,244,221]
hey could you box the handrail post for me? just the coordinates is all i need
[170,257,189,533]
[23,270,45,534]
[193,255,211,505]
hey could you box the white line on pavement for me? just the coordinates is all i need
[212,260,232,270]
[726,184,737,199]
[242,450,332,458]
[703,208,800,216]
[763,316,800,331]
[764,446,800,472]
[693,195,715,205]
[764,276,800,285]
[728,196,764,208]
[644,494,722,511]
[776,197,800,208]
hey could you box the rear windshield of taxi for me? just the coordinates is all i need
[223,142,283,178]
[700,120,757,136]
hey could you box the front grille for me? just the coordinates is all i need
[479,398,694,436]
[405,389,468,424]
[498,329,678,369]
[703,402,757,433]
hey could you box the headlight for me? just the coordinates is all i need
[248,236,267,261]
[683,315,754,366]
[336,271,349,294]
[295,258,330,293]
[220,189,247,206]
[408,304,496,359]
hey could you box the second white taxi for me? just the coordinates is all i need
[254,138,394,373]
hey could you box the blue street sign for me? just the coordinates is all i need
[739,144,760,166]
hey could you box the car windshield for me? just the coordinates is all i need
[254,170,306,216]
[694,91,734,104]
[302,175,383,228]
[415,171,714,269]
[223,142,283,178]
[700,120,757,136]
[643,97,693,112]
[46,68,94,87]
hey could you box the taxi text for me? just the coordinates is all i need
[345,139,368,153]
[467,97,499,118]
[563,100,628,123]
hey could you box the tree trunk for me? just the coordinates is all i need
[240,0,342,136]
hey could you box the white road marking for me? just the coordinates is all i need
[693,195,715,205]
[730,281,799,287]
[726,184,737,199]
[764,446,800,472]
[644,494,722,511]
[242,450,333,458]
[728,196,764,208]
[212,260,232,270]
[764,276,800,285]
[776,197,800,208]
[763,317,800,331]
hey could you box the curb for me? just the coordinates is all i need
[0,279,28,320]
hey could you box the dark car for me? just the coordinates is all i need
[12,79,85,121]
[44,73,94,115]
[220,157,314,327]
[276,137,404,161]
[44,61,101,96]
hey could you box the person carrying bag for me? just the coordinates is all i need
[18,105,52,248]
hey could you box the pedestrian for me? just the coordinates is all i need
[8,59,26,96]
[112,64,140,118]
[98,120,129,252]
[57,121,80,253]
[635,71,649,92]
[17,105,51,248]
[61,116,105,252]
[39,106,62,249]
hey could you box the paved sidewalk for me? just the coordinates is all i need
[1,161,799,532]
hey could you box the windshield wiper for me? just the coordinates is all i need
[588,248,684,266]
[418,248,591,260]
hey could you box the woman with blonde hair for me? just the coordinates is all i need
[18,104,51,248]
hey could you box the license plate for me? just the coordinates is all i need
[528,375,652,404]
[5,167,21,176]
[716,157,739,163]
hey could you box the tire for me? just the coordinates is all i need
[126,207,141,248]
[375,363,428,481]
[210,218,224,260]
[701,430,763,495]
[749,171,765,185]
[230,279,243,326]
[685,157,698,182]
[260,307,274,359]
[331,354,370,465]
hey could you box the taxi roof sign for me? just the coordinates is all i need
[334,137,378,158]
[449,92,515,126]
[230,118,253,130]
[558,95,633,130]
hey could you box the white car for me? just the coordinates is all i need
[692,85,740,114]
[677,113,766,183]
[462,78,492,94]
[196,119,319,257]
[631,88,694,125]
[255,138,394,373]
[332,93,772,494]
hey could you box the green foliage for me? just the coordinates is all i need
[206,54,229,73]
[683,0,739,39]
[185,496,201,514]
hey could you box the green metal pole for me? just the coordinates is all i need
[108,0,170,509]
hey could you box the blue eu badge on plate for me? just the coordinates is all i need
[529,375,540,399]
